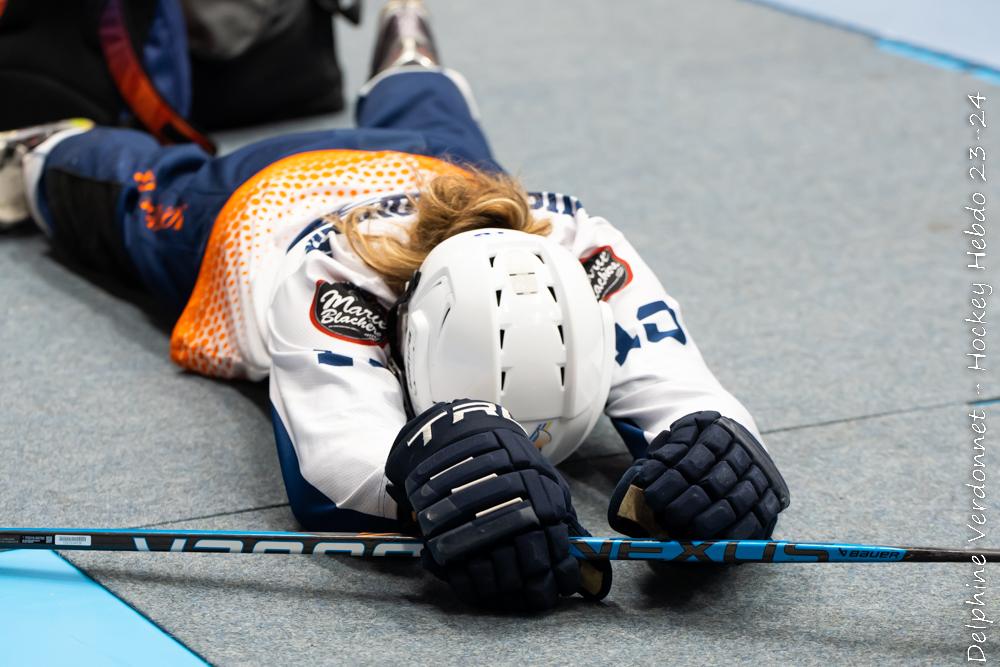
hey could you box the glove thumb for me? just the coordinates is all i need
[566,516,612,600]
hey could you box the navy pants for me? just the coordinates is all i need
[36,68,501,315]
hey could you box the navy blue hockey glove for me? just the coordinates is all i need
[385,399,611,610]
[608,411,790,540]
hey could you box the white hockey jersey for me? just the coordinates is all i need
[168,149,760,528]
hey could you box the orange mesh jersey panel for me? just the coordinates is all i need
[170,149,467,379]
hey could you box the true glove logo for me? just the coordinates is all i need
[310,281,389,346]
[405,401,521,447]
[581,246,632,301]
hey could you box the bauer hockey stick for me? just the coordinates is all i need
[1,528,997,563]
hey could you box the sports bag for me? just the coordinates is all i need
[0,0,359,151]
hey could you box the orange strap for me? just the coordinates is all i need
[98,0,216,154]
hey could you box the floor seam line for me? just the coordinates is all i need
[572,398,976,464]
[131,502,291,530]
[760,400,962,435]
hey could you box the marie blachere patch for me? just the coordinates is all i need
[581,246,633,301]
[310,280,389,345]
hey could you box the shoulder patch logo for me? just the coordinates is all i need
[310,281,389,346]
[580,246,633,301]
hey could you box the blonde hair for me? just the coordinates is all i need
[337,169,551,292]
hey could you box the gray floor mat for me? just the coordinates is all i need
[64,405,976,666]
[1,0,996,664]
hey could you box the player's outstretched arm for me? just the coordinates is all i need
[266,242,407,532]
[559,210,791,540]
[385,399,611,610]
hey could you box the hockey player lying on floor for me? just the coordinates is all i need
[0,0,789,610]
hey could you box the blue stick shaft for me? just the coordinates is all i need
[0,528,996,562]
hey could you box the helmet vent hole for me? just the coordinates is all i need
[489,255,496,267]
[501,371,507,391]
[499,329,506,348]
[556,325,564,344]
[559,366,566,387]
[495,289,503,306]
[548,286,557,302]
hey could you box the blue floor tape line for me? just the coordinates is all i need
[745,0,1000,83]
[0,549,207,666]
[876,40,967,72]
[972,68,1000,86]
[877,39,1000,83]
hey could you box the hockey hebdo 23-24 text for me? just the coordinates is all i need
[966,90,992,663]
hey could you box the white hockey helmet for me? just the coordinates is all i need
[396,228,615,464]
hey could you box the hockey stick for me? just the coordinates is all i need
[1,527,997,563]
